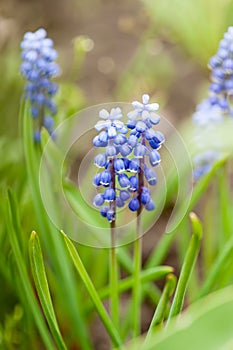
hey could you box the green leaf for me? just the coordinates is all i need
[145,274,177,342]
[61,230,123,348]
[7,189,55,350]
[145,156,226,269]
[84,265,174,315]
[128,285,233,350]
[198,236,233,298]
[99,266,174,300]
[167,213,203,324]
[29,231,67,350]
[22,102,92,350]
[21,102,92,350]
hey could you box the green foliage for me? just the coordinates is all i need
[1,5,233,349]
[29,231,67,350]
[143,0,233,66]
[128,286,233,350]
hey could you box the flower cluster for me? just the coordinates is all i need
[208,26,233,116]
[20,28,60,142]
[192,27,233,178]
[125,94,164,211]
[93,107,129,222]
[93,95,164,222]
[193,26,233,126]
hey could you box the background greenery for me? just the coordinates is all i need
[1,0,233,349]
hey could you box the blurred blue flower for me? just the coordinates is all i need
[194,26,233,127]
[192,99,223,126]
[20,28,60,141]
[192,27,233,179]
[193,151,221,180]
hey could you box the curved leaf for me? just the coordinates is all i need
[29,231,67,350]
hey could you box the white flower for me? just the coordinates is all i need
[127,94,160,125]
[99,107,122,120]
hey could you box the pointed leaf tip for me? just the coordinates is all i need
[31,231,37,239]
[189,212,203,239]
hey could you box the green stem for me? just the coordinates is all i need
[61,230,122,348]
[110,222,119,331]
[145,157,227,270]
[167,213,202,326]
[176,217,199,302]
[98,266,173,301]
[202,186,216,279]
[116,246,162,307]
[132,144,145,338]
[109,153,119,336]
[218,165,231,242]
[198,237,233,298]
[145,274,177,342]
[132,224,142,338]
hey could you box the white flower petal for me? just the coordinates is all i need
[147,102,160,111]
[127,109,139,120]
[110,107,122,119]
[141,110,150,120]
[132,101,143,109]
[95,120,111,131]
[99,109,109,119]
[142,94,150,104]
[114,120,124,130]
[108,126,117,138]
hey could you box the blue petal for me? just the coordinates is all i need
[93,194,104,206]
[103,188,115,201]
[94,154,107,168]
[128,198,140,211]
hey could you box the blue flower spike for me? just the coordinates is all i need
[93,107,131,223]
[192,27,233,178]
[20,28,60,142]
[93,95,164,222]
[193,26,233,126]
[126,94,163,213]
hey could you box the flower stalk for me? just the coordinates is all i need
[109,157,119,330]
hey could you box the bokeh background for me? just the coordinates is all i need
[2,0,233,138]
[1,0,233,349]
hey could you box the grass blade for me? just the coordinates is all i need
[61,230,123,348]
[167,212,203,324]
[145,157,226,269]
[198,237,233,298]
[21,102,92,349]
[145,274,177,341]
[83,264,175,320]
[29,231,67,350]
[7,189,55,350]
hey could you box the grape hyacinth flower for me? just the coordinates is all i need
[93,107,129,223]
[193,26,233,127]
[20,28,60,142]
[126,94,164,213]
[92,96,164,336]
[93,96,164,222]
[126,94,164,337]
[191,27,233,178]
